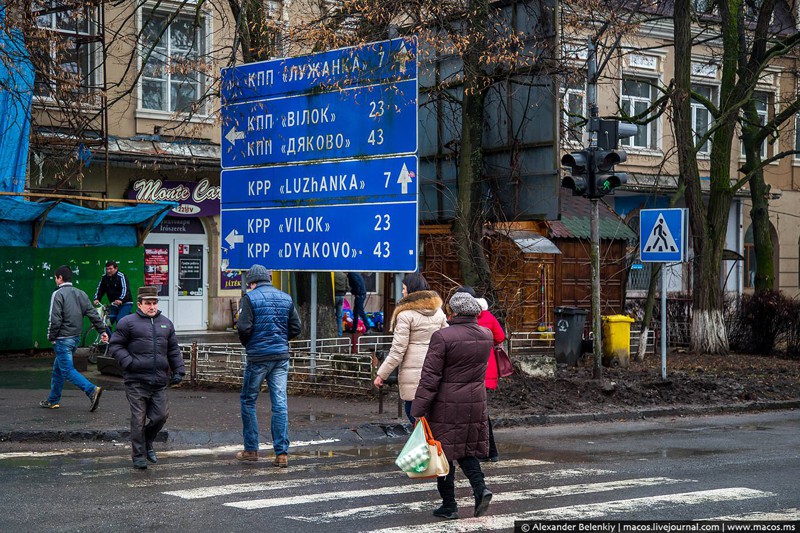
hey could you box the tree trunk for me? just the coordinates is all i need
[453,0,493,292]
[742,102,775,291]
[635,262,661,362]
[673,0,735,354]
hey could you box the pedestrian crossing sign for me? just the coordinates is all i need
[639,208,686,263]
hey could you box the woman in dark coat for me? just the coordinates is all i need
[410,291,494,520]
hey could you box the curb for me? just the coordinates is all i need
[2,401,798,445]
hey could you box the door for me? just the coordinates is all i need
[174,242,206,330]
[144,233,208,331]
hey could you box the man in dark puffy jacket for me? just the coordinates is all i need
[235,264,301,467]
[41,265,108,411]
[109,285,184,470]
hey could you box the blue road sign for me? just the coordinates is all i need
[221,155,417,208]
[640,208,686,262]
[221,38,416,103]
[221,202,418,272]
[221,79,417,169]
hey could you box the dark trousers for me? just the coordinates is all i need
[437,456,486,510]
[488,417,498,458]
[124,382,169,461]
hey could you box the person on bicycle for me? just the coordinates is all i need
[93,260,133,328]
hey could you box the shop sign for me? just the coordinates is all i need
[129,178,220,217]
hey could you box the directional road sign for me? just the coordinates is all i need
[221,79,417,169]
[640,208,686,262]
[221,38,418,271]
[222,202,418,272]
[221,38,416,103]
[221,155,417,208]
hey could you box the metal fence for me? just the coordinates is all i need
[180,328,655,397]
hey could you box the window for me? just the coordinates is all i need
[744,225,756,289]
[140,9,208,114]
[691,84,716,155]
[33,1,98,98]
[621,77,659,150]
[561,76,586,144]
[794,114,800,160]
[741,91,768,158]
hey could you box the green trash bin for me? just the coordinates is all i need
[601,315,635,368]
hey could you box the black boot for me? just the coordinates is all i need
[434,464,458,519]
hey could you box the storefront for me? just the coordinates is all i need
[130,178,219,331]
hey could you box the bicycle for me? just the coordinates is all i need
[82,304,110,364]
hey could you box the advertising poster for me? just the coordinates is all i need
[144,245,170,296]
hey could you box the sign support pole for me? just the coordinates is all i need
[661,264,667,380]
[310,272,317,379]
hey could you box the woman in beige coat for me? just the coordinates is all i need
[373,273,447,423]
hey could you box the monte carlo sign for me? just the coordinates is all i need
[129,178,221,217]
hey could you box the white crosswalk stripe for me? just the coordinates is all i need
[291,477,690,523]
[370,488,775,533]
[164,459,556,499]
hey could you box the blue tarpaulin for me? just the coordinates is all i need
[0,5,35,193]
[0,196,175,247]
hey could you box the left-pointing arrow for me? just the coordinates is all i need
[225,126,245,145]
[225,229,244,249]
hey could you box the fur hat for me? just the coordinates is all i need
[137,286,159,300]
[246,264,271,284]
[475,297,489,312]
[448,291,481,316]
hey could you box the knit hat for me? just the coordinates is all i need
[137,286,159,300]
[475,297,489,311]
[246,264,272,284]
[448,291,481,316]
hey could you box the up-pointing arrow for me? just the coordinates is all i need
[225,126,245,145]
[225,229,244,249]
[397,164,414,194]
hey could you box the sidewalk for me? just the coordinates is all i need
[1,355,798,446]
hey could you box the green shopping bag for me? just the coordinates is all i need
[395,418,431,473]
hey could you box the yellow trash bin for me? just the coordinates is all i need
[601,315,635,368]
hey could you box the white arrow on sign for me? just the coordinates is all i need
[225,229,244,249]
[225,126,245,145]
[397,163,414,194]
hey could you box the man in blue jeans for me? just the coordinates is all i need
[235,264,301,467]
[41,265,108,411]
[346,272,369,333]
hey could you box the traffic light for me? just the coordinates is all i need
[589,119,637,198]
[561,150,590,196]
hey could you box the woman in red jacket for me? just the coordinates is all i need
[475,296,505,462]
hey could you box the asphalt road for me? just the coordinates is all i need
[1,410,798,532]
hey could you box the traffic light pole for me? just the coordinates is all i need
[587,39,603,379]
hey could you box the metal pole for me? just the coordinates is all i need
[310,272,317,379]
[591,198,602,379]
[661,264,667,380]
[588,38,603,379]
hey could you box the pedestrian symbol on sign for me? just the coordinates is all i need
[643,214,678,253]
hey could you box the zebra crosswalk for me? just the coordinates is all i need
[149,448,798,531]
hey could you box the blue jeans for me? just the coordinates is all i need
[353,294,368,332]
[48,336,97,403]
[335,296,344,336]
[240,358,290,455]
[107,302,133,328]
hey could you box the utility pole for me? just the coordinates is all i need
[561,38,635,379]
[587,38,602,379]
